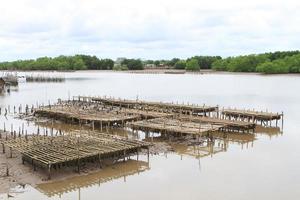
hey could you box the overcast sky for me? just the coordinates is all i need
[0,0,299,61]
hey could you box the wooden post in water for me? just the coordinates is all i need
[48,164,51,180]
[281,111,284,130]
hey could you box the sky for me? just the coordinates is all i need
[0,0,300,61]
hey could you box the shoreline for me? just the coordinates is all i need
[1,69,300,76]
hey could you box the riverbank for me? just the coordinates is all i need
[2,69,300,76]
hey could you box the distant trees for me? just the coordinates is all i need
[0,55,114,71]
[185,58,200,71]
[121,59,143,70]
[76,55,114,70]
[174,60,186,69]
[189,56,222,69]
[211,51,300,74]
[256,54,300,73]
[154,60,160,66]
[1,50,300,73]
[166,58,180,67]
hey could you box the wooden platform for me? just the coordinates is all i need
[128,118,223,136]
[221,108,283,126]
[34,101,177,129]
[34,103,140,129]
[179,116,256,132]
[75,96,218,116]
[1,130,150,179]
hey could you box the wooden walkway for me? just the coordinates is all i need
[1,131,150,179]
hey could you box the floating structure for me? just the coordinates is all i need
[36,159,149,197]
[221,108,283,127]
[0,130,150,179]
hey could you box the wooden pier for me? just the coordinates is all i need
[1,131,150,179]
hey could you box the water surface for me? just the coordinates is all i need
[0,71,299,200]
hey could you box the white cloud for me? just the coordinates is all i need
[0,0,300,61]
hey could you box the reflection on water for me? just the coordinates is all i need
[255,125,283,138]
[37,159,150,198]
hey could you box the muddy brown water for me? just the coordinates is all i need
[0,71,300,200]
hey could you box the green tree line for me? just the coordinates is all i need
[0,55,114,70]
[1,51,300,73]
[212,51,300,74]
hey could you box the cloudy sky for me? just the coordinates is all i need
[0,0,299,61]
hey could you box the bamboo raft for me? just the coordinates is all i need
[75,96,219,116]
[221,108,283,126]
[36,159,149,197]
[1,131,150,179]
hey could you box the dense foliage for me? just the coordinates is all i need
[212,51,300,74]
[188,56,221,69]
[77,55,114,70]
[256,54,300,73]
[121,59,144,70]
[0,55,114,71]
[174,60,186,69]
[185,58,200,71]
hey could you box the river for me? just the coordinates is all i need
[0,71,299,200]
